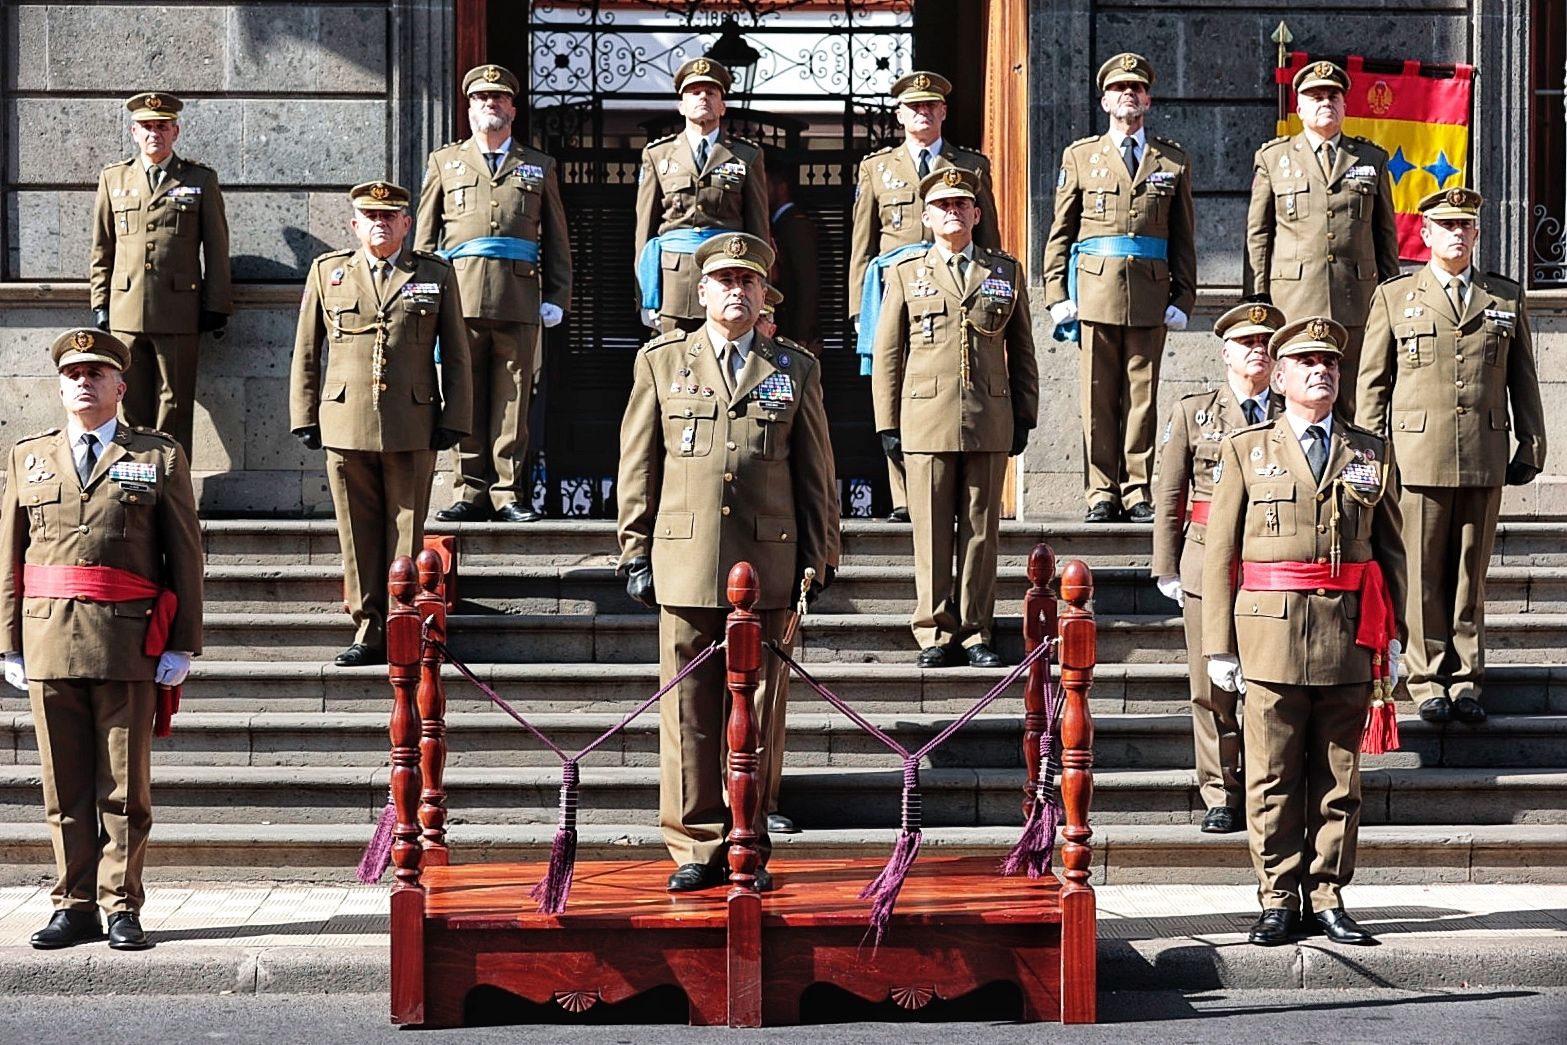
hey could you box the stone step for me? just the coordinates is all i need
[2,764,1562,827]
[5,711,1562,771]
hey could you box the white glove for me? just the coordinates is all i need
[1164,305,1189,330]
[639,307,660,329]
[155,651,193,688]
[1049,300,1079,326]
[3,653,25,692]
[1387,639,1404,688]
[1207,654,1245,694]
[539,302,564,328]
[1156,575,1185,608]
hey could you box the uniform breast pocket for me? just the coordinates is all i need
[112,200,143,236]
[660,172,697,215]
[1274,182,1309,221]
[1246,483,1297,538]
[1142,181,1174,224]
[1087,185,1120,222]
[1395,320,1437,369]
[666,399,717,457]
[22,482,62,541]
[908,299,946,343]
[968,294,1015,337]
[325,299,362,340]
[444,173,480,215]
[109,482,159,540]
[402,297,437,339]
[509,178,544,223]
[1483,320,1512,366]
[1347,178,1375,221]
[880,189,916,234]
[169,196,200,235]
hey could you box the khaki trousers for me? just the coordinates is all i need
[453,319,541,511]
[1335,324,1366,423]
[658,605,791,868]
[1183,592,1242,810]
[325,448,435,648]
[30,678,155,914]
[1401,483,1503,706]
[117,330,201,458]
[1078,321,1165,509]
[885,454,908,514]
[1243,678,1366,912]
[905,451,1006,650]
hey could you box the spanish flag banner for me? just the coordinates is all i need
[1276,52,1474,262]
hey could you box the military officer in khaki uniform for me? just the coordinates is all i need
[2,329,203,951]
[849,72,1000,522]
[634,58,770,334]
[617,233,837,891]
[89,92,232,459]
[417,64,573,524]
[872,169,1039,668]
[1244,60,1401,419]
[1203,316,1407,948]
[1357,188,1546,725]
[1042,54,1197,523]
[290,182,473,667]
[1151,302,1284,833]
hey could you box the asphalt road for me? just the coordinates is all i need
[0,988,1562,1043]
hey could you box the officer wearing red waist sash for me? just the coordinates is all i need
[1202,316,1406,948]
[1,329,203,951]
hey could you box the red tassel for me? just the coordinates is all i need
[530,760,580,914]
[1361,683,1401,755]
[356,799,396,883]
[153,685,180,739]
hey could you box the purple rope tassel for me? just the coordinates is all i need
[530,759,580,914]
[859,757,923,945]
[1000,754,1062,879]
[355,798,397,884]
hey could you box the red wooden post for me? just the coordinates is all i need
[1057,560,1098,1024]
[723,561,763,1028]
[415,549,450,867]
[386,555,425,1026]
[1022,544,1059,818]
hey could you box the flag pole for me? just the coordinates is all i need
[1271,20,1294,129]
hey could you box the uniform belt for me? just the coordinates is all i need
[1186,499,1210,525]
[437,236,540,264]
[1053,234,1170,344]
[1239,560,1396,679]
[636,228,727,311]
[856,242,933,376]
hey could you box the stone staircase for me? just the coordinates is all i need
[2,518,1564,885]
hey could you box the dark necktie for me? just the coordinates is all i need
[147,165,163,192]
[696,138,710,171]
[1445,277,1465,321]
[486,152,501,176]
[78,433,99,487]
[918,148,932,179]
[373,260,390,304]
[1244,399,1263,426]
[719,342,738,396]
[1121,136,1138,179]
[1304,424,1328,482]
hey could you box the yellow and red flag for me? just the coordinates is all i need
[1276,52,1473,262]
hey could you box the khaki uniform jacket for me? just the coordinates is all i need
[871,245,1039,454]
[413,137,573,323]
[633,132,769,319]
[1041,133,1197,327]
[290,249,473,453]
[1201,417,1407,685]
[617,328,837,611]
[1243,133,1401,324]
[0,425,203,679]
[847,142,999,319]
[1152,388,1280,596]
[89,155,232,333]
[1357,270,1546,488]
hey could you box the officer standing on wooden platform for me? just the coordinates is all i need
[849,71,999,522]
[1203,316,1407,948]
[634,58,769,334]
[1244,60,1400,420]
[89,92,232,459]
[290,182,472,668]
[2,329,203,951]
[1151,302,1284,834]
[1357,188,1546,725]
[418,63,572,525]
[872,168,1038,669]
[1042,54,1197,523]
[616,232,837,891]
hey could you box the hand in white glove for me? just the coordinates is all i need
[155,651,192,688]
[1049,300,1079,326]
[1387,639,1404,688]
[1164,305,1189,331]
[3,653,25,692]
[1156,574,1185,608]
[639,307,660,330]
[539,302,564,328]
[1207,654,1245,694]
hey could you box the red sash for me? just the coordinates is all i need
[1186,500,1211,525]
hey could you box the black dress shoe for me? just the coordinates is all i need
[667,863,722,892]
[107,912,152,951]
[1200,807,1241,833]
[30,909,101,949]
[767,812,798,834]
[434,500,490,522]
[1247,908,1297,946]
[753,867,775,893]
[1084,501,1119,523]
[1451,696,1487,724]
[1312,908,1377,945]
[334,643,385,668]
[1418,696,1453,724]
[495,503,544,523]
[887,507,911,523]
[1125,502,1155,523]
[918,645,952,668]
[966,644,1003,668]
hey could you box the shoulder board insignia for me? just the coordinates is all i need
[316,248,355,265]
[412,249,449,264]
[1383,271,1413,283]
[182,158,212,171]
[18,428,60,443]
[979,245,1015,262]
[729,134,759,147]
[642,329,686,352]
[129,425,176,443]
[648,133,678,148]
[1071,135,1100,147]
[1153,135,1184,151]
[1264,134,1291,147]
[1485,270,1521,287]
[1179,388,1218,402]
[1343,421,1383,441]
[865,144,897,159]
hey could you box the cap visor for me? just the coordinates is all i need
[701,258,769,277]
[57,351,122,370]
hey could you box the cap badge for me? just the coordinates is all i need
[912,73,930,91]
[942,169,963,187]
[73,330,94,350]
[1120,54,1138,71]
[1306,318,1330,341]
[1447,187,1466,207]
[692,58,711,76]
[1247,305,1267,325]
[146,94,163,111]
[370,183,389,201]
[724,235,747,258]
[1314,61,1335,80]
[482,66,500,83]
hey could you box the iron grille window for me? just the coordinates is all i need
[1531,0,1566,287]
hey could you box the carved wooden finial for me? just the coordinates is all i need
[727,561,759,611]
[389,555,418,606]
[1061,560,1094,607]
[415,548,445,595]
[1027,543,1057,588]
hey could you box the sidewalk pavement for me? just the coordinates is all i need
[0,881,1563,995]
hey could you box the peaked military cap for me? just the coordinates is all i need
[674,56,733,94]
[1216,302,1286,343]
[463,64,520,96]
[695,232,774,277]
[1270,316,1348,359]
[1293,59,1350,93]
[762,284,784,314]
[1419,186,1482,221]
[920,166,979,204]
[892,70,951,104]
[1097,53,1154,91]
[126,92,182,121]
[349,180,410,212]
[52,328,130,372]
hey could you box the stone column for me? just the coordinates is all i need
[391,0,457,195]
[1472,0,1531,279]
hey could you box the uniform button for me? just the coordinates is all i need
[145,224,155,233]
[781,531,789,539]
[1326,253,1336,262]
[726,441,736,450]
[1325,232,1335,240]
[1455,353,1464,362]
[491,200,499,208]
[1318,524,1327,533]
[144,262,153,270]
[1316,556,1328,564]
[723,472,733,482]
[489,221,499,230]
[145,608,153,617]
[127,494,138,503]
[1251,603,1260,614]
[1455,379,1465,388]
[378,382,387,391]
[78,524,89,534]
[1456,406,1467,415]
[1316,493,1325,503]
[80,493,89,502]
[1316,587,1327,596]
[76,559,89,567]
[728,410,738,419]
[684,408,693,417]
[721,506,731,516]
[1129,210,1138,218]
[146,243,155,251]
